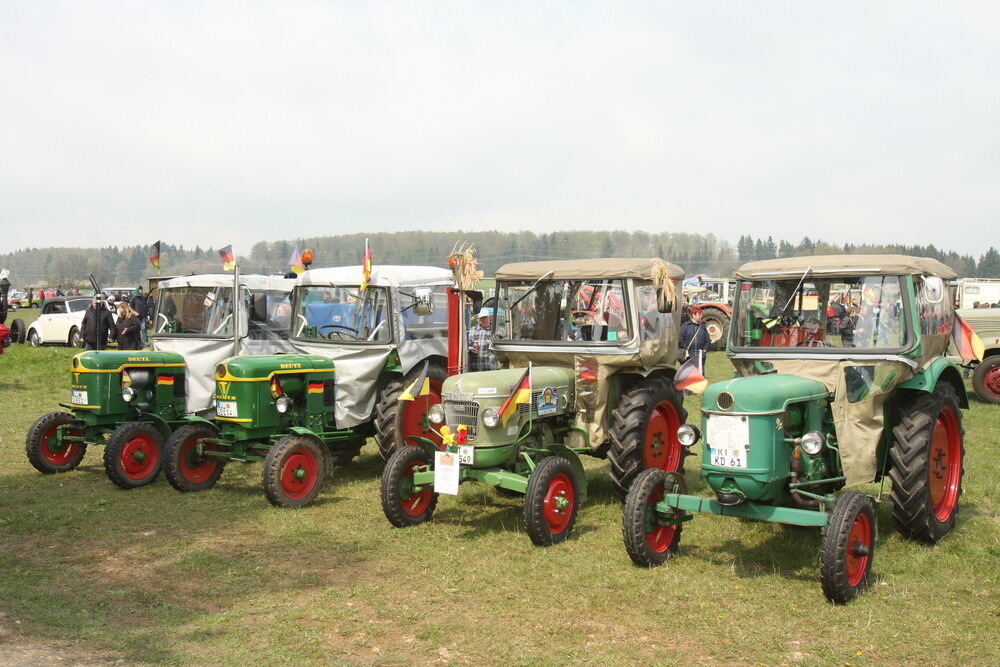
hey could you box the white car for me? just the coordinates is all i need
[26,297,96,347]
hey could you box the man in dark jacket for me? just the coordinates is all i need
[679,305,711,364]
[81,295,116,350]
[130,286,149,346]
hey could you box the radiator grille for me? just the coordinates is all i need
[444,400,480,440]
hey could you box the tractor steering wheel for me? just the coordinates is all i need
[797,339,834,348]
[319,323,359,340]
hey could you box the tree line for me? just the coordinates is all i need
[1,231,998,288]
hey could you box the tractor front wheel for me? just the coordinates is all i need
[820,491,876,604]
[971,356,1000,404]
[524,456,578,546]
[381,445,438,527]
[373,364,447,461]
[25,411,87,474]
[608,374,687,502]
[622,468,684,567]
[164,423,225,492]
[103,422,164,489]
[262,436,327,508]
[889,384,965,543]
[10,318,26,344]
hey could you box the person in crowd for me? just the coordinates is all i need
[116,303,142,350]
[81,295,116,350]
[130,286,149,346]
[467,307,497,372]
[678,305,711,364]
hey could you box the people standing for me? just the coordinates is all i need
[81,295,116,350]
[679,305,711,366]
[130,286,149,346]
[116,303,142,350]
[467,308,498,372]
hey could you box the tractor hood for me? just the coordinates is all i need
[218,354,334,381]
[73,350,186,372]
[703,374,829,414]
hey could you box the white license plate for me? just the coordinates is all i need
[707,415,750,469]
[457,446,474,466]
[71,390,88,405]
[216,400,238,417]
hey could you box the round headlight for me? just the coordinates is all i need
[428,403,445,425]
[275,395,293,414]
[677,424,701,447]
[122,386,136,402]
[482,407,500,429]
[800,431,825,455]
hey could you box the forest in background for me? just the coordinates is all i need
[1,230,997,288]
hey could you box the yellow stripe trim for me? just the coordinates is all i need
[217,368,332,383]
[70,405,101,410]
[75,362,186,374]
[215,416,254,423]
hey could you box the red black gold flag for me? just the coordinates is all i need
[674,355,708,394]
[953,314,985,362]
[499,366,531,425]
[218,244,236,271]
[360,239,373,290]
[399,361,431,401]
[148,241,161,270]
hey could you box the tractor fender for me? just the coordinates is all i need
[286,426,326,446]
[898,358,969,409]
[547,444,587,504]
[173,414,217,428]
[135,411,174,440]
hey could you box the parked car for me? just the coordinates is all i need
[7,290,35,309]
[26,296,96,347]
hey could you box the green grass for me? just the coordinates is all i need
[0,343,998,665]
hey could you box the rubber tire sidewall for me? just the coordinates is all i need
[381,445,439,527]
[523,456,579,546]
[28,328,41,347]
[262,435,327,509]
[820,491,876,604]
[622,468,682,567]
[25,411,87,474]
[163,423,224,492]
[103,421,165,489]
[971,355,1000,404]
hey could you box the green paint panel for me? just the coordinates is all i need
[660,493,829,527]
[702,374,828,414]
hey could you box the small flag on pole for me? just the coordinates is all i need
[398,361,431,401]
[360,239,372,291]
[148,241,161,270]
[674,355,708,394]
[953,314,985,362]
[498,366,532,425]
[218,245,236,271]
[289,247,305,275]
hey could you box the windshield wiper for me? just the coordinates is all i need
[508,270,555,311]
[762,266,813,328]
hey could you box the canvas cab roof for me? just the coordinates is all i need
[159,274,297,291]
[733,254,957,280]
[495,258,684,281]
[298,265,453,288]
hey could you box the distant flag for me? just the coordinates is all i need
[218,245,236,271]
[360,239,373,291]
[862,285,880,304]
[498,365,532,425]
[289,247,305,275]
[953,314,985,362]
[674,355,708,394]
[398,361,431,401]
[148,241,161,270]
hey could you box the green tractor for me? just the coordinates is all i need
[621,255,968,603]
[24,274,295,488]
[380,258,686,545]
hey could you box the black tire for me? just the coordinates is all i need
[103,422,164,489]
[373,363,447,461]
[523,456,579,546]
[381,445,438,527]
[11,318,26,344]
[622,468,684,567]
[28,328,41,347]
[164,423,225,492]
[25,411,87,474]
[68,327,82,348]
[889,384,965,543]
[971,356,1000,404]
[608,374,688,503]
[820,491,876,604]
[262,435,327,508]
[701,307,730,346]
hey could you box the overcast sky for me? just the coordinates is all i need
[2,2,997,257]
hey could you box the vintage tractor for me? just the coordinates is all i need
[24,273,295,488]
[380,258,686,546]
[622,255,968,603]
[0,272,27,348]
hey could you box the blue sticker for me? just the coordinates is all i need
[537,386,558,415]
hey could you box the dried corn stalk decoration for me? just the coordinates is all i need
[447,241,484,292]
[650,258,676,310]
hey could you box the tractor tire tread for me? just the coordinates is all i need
[25,411,87,474]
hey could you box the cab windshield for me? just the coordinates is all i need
[292,286,391,343]
[155,287,235,336]
[732,275,910,351]
[495,279,632,344]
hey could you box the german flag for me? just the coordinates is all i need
[218,244,236,271]
[953,314,985,362]
[289,247,305,275]
[498,366,531,425]
[148,240,161,270]
[674,355,708,394]
[360,239,372,291]
[157,375,175,386]
[398,362,430,401]
[307,381,325,394]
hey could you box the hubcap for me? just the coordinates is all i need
[984,365,1000,397]
[279,449,318,500]
[120,433,159,479]
[542,473,574,534]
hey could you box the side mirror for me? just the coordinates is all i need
[920,276,945,304]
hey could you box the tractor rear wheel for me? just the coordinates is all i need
[700,307,729,347]
[889,384,965,543]
[524,456,578,546]
[971,356,1000,404]
[608,374,687,502]
[10,318,26,344]
[622,468,685,567]
[820,491,876,604]
[373,363,447,461]
[262,436,327,508]
[103,422,164,489]
[25,411,87,474]
[381,445,438,527]
[164,423,225,492]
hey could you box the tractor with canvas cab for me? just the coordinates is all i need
[622,255,968,603]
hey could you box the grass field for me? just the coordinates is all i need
[1,317,998,665]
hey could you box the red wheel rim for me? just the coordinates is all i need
[644,486,677,553]
[643,400,682,472]
[401,380,443,447]
[984,364,1000,398]
[929,406,962,521]
[279,448,320,500]
[119,432,160,480]
[178,435,220,483]
[542,472,574,534]
[40,422,82,466]
[704,321,723,343]
[400,460,433,517]
[845,512,872,587]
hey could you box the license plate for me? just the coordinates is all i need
[216,400,238,417]
[71,390,88,405]
[457,446,474,466]
[707,415,750,469]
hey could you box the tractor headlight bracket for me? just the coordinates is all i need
[799,431,825,456]
[677,424,701,448]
